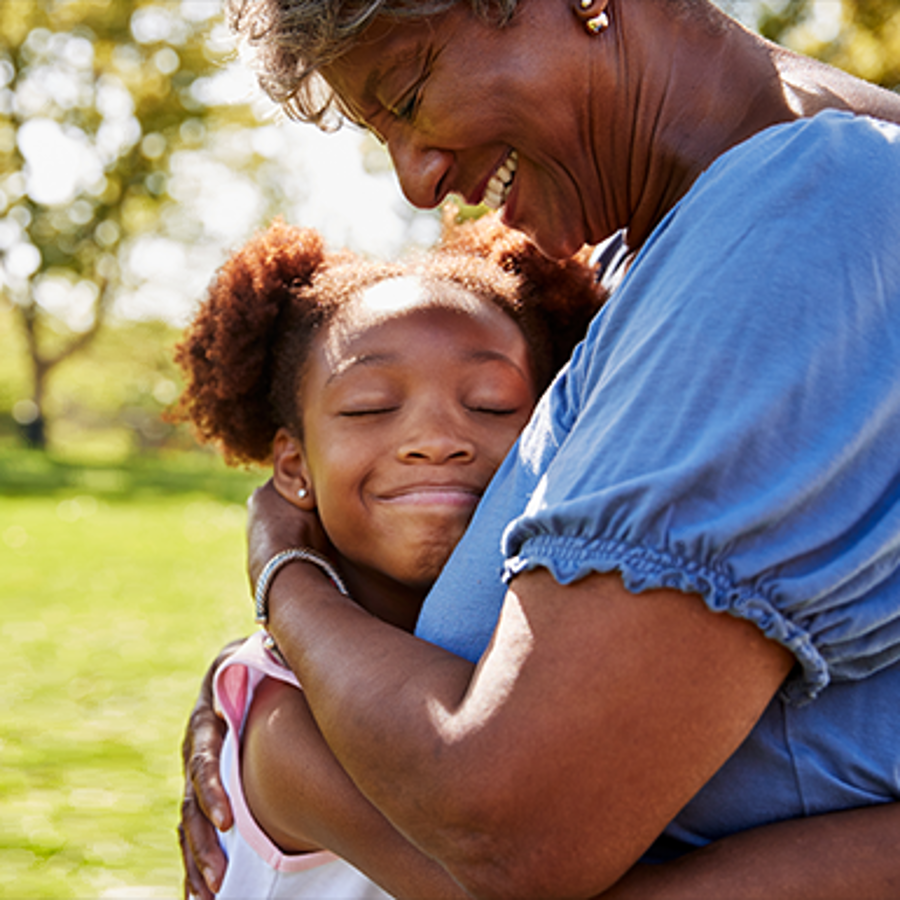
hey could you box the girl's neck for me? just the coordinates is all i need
[334,556,428,633]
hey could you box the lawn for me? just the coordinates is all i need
[0,449,266,899]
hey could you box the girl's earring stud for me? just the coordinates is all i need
[297,487,308,500]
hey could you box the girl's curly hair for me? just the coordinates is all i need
[172,214,603,466]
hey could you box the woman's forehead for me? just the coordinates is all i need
[322,12,453,115]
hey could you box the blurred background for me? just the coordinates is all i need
[0,0,897,896]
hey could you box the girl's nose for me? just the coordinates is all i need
[397,409,476,464]
[387,131,454,210]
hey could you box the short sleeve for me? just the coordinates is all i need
[502,113,900,703]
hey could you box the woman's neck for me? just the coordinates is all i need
[600,0,900,251]
[610,1,797,249]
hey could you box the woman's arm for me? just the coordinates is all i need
[248,484,794,897]
[181,654,900,900]
[182,483,896,898]
[264,560,792,899]
[601,803,900,900]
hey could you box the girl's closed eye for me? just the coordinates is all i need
[470,405,521,416]
[463,371,533,418]
[334,390,401,417]
[339,406,399,417]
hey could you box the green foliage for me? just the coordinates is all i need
[759,0,900,90]
[0,451,265,898]
[0,0,261,446]
[0,300,211,460]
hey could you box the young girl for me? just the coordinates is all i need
[173,215,601,899]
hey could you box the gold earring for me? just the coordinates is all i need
[586,10,609,33]
[575,0,610,34]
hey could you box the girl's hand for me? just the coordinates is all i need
[178,640,242,900]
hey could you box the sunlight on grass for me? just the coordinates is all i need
[1,458,265,898]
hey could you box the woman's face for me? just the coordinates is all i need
[323,4,605,259]
[296,276,536,602]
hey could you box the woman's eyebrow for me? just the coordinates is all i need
[365,44,426,102]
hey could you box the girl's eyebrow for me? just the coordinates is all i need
[326,352,399,384]
[327,349,530,385]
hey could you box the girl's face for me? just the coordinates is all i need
[322,5,607,260]
[287,276,536,622]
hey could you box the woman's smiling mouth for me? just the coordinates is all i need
[483,150,518,210]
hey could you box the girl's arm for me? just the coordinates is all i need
[241,676,472,899]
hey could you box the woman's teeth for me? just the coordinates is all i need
[483,151,518,210]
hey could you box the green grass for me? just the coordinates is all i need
[0,450,267,898]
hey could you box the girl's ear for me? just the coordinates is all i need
[272,428,316,510]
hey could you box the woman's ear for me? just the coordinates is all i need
[272,428,317,510]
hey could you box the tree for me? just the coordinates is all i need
[756,0,900,90]
[0,0,257,448]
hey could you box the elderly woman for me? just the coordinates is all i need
[181,0,900,897]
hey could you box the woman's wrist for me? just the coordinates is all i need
[254,548,350,625]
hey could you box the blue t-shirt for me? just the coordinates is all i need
[416,111,900,849]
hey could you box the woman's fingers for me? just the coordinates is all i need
[179,662,233,897]
[178,811,214,900]
[180,711,230,894]
[184,703,232,832]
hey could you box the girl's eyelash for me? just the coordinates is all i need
[471,407,517,416]
[339,407,397,417]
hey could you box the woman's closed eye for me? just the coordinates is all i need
[389,52,432,123]
[392,84,422,122]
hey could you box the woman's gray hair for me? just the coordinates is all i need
[226,0,519,127]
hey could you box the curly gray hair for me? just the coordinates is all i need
[226,0,519,127]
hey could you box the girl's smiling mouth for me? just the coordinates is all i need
[378,484,483,507]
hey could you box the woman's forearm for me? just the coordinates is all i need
[600,803,900,900]
[241,667,900,900]
[265,566,794,899]
[266,564,476,805]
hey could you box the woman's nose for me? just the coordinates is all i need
[387,131,453,210]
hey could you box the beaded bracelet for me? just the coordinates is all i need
[254,548,350,625]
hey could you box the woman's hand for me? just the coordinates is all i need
[178,640,242,900]
[247,479,332,586]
